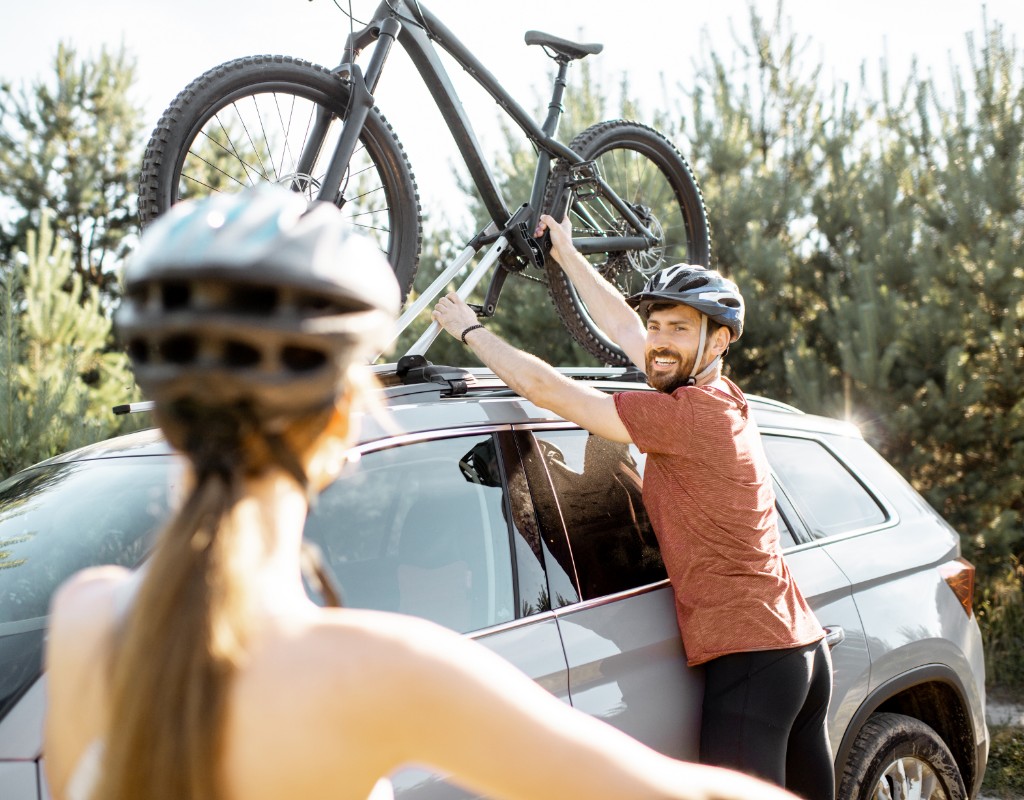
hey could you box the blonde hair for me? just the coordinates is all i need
[94,365,376,800]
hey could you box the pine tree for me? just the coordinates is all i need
[0,43,144,302]
[0,212,138,479]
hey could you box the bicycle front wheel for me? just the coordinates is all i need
[138,55,422,300]
[545,121,711,366]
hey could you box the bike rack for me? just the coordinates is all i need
[376,221,509,361]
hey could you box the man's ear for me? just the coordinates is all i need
[710,325,732,357]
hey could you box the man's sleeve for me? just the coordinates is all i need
[613,390,694,456]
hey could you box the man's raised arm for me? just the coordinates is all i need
[535,214,647,370]
[431,292,632,444]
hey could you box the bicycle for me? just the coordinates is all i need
[137,0,711,365]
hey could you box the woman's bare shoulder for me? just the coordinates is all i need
[50,566,132,620]
[48,566,134,657]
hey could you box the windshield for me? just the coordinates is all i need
[0,457,178,720]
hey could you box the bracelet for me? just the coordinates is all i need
[460,323,485,344]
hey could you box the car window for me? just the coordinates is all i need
[523,429,666,601]
[0,458,177,720]
[304,434,519,634]
[762,435,887,539]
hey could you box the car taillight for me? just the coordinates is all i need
[939,557,975,618]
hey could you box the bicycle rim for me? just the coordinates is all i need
[546,121,710,365]
[174,85,399,254]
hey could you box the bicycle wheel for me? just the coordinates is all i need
[138,55,422,300]
[544,120,711,366]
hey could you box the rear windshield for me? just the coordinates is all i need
[0,457,178,720]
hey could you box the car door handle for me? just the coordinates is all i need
[824,625,845,649]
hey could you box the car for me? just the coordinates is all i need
[0,362,988,800]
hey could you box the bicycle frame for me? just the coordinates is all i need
[332,1,659,247]
[305,0,660,355]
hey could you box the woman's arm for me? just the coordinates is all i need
[356,613,795,800]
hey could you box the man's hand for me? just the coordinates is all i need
[535,214,575,267]
[432,292,479,340]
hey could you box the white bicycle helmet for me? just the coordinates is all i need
[116,186,400,424]
[626,263,744,341]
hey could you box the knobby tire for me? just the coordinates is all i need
[544,120,711,366]
[138,55,422,301]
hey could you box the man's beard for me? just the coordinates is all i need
[645,347,697,394]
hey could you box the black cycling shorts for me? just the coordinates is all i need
[699,638,834,800]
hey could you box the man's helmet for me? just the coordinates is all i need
[626,264,745,342]
[115,186,400,423]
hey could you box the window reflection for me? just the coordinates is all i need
[305,435,519,634]
[524,430,666,602]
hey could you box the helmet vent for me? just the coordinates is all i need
[228,285,279,315]
[282,346,327,373]
[128,339,150,363]
[162,335,199,365]
[161,282,191,310]
[224,341,262,368]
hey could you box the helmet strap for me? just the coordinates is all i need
[686,315,709,386]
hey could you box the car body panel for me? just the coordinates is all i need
[553,585,703,758]
[781,545,870,756]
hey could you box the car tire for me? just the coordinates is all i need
[838,712,966,800]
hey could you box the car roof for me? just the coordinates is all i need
[35,364,862,467]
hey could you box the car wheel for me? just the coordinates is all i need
[838,712,966,800]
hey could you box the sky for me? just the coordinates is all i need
[1,0,1021,231]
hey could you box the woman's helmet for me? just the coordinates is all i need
[115,186,400,423]
[626,264,745,342]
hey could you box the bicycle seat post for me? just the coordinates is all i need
[542,57,572,138]
[526,56,572,230]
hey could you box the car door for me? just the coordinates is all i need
[762,431,876,756]
[514,425,704,760]
[303,428,570,799]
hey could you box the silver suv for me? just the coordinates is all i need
[0,366,988,799]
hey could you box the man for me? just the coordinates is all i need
[431,214,834,800]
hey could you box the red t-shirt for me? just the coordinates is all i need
[614,378,824,665]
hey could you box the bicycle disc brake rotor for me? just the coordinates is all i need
[275,173,321,201]
[601,206,665,286]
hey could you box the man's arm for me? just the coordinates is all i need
[431,292,632,444]
[536,214,647,370]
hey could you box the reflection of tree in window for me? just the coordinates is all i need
[0,461,172,624]
[538,432,666,600]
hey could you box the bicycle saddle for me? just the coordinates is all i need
[525,30,604,60]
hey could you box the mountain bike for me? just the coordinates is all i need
[137,0,711,365]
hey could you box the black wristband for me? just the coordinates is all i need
[460,323,485,344]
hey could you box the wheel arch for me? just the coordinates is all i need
[836,665,979,795]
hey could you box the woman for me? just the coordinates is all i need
[44,187,794,800]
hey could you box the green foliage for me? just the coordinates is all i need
[982,725,1024,798]
[977,559,1024,690]
[0,212,138,479]
[0,42,144,301]
[675,6,1024,585]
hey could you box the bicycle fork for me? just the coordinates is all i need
[297,16,404,204]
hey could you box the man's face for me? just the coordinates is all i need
[644,304,705,393]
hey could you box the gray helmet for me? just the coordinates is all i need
[626,264,745,341]
[115,186,400,422]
